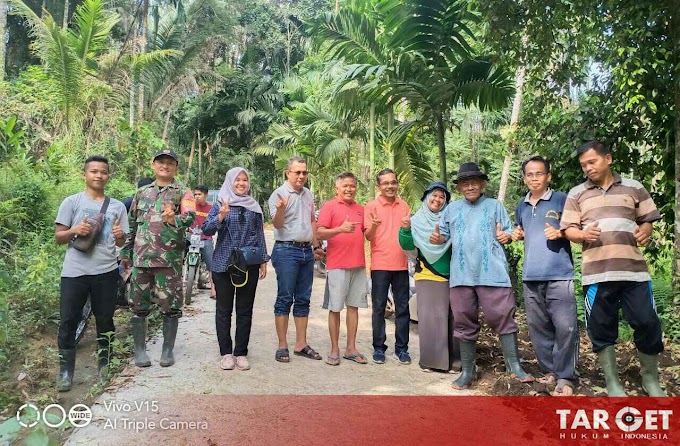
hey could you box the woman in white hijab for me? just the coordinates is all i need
[203,167,269,372]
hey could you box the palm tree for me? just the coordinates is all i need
[11,0,119,127]
[309,0,514,183]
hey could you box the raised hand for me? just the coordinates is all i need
[511,224,525,241]
[544,223,562,240]
[369,211,381,228]
[430,223,444,245]
[400,215,411,230]
[496,223,511,244]
[73,216,92,237]
[634,224,652,247]
[162,201,176,225]
[218,198,230,222]
[339,216,359,233]
[583,221,601,243]
[112,218,124,240]
[276,193,290,211]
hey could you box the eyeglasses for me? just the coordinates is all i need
[379,181,399,187]
[525,172,547,179]
[288,170,308,176]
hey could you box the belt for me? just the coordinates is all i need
[277,240,312,248]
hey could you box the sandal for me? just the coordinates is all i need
[293,345,322,360]
[343,353,367,364]
[326,355,340,366]
[275,348,290,363]
[554,379,575,396]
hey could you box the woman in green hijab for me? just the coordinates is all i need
[399,182,460,373]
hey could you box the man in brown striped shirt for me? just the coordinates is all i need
[560,141,665,397]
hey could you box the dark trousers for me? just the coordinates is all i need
[584,281,663,354]
[58,269,119,357]
[371,270,410,354]
[213,267,260,356]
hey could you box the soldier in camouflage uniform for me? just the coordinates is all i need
[121,149,195,368]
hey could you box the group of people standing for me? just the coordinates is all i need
[55,140,667,397]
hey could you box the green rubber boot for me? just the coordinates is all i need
[638,351,666,397]
[596,345,627,397]
[452,341,477,389]
[159,317,178,367]
[500,333,534,382]
[56,349,76,392]
[131,315,151,367]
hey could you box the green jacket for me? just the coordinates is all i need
[398,227,451,277]
[121,179,195,268]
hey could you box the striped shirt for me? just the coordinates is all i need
[560,173,661,285]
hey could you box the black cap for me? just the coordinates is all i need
[453,162,488,183]
[153,149,179,163]
[421,181,451,202]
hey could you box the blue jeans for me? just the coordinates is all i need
[200,239,214,271]
[271,242,314,317]
[371,270,410,354]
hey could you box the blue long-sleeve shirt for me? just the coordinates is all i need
[438,195,513,287]
[202,203,269,273]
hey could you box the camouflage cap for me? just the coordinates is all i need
[153,149,179,163]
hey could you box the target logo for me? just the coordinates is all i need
[616,406,644,432]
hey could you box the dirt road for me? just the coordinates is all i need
[65,231,470,445]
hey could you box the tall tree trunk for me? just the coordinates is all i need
[136,0,149,129]
[497,64,526,203]
[0,0,6,81]
[387,105,394,169]
[436,112,447,183]
[197,131,203,185]
[186,133,196,181]
[671,1,680,298]
[369,103,376,198]
[62,0,69,29]
[162,110,171,144]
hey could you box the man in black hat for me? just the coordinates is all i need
[121,149,195,368]
[432,162,533,389]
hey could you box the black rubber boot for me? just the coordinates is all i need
[159,317,178,367]
[500,333,534,382]
[596,345,626,397]
[638,351,666,397]
[56,349,76,392]
[452,341,477,389]
[131,315,151,367]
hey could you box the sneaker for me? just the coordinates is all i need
[372,350,386,364]
[236,356,250,371]
[220,354,235,370]
[393,351,412,365]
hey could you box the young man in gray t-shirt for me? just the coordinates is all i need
[54,156,128,391]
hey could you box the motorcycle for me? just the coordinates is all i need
[314,240,327,277]
[183,227,204,305]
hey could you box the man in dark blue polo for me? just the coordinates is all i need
[512,156,578,395]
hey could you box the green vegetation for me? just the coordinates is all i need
[0,0,677,413]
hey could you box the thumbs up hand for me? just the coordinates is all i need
[496,223,511,244]
[511,224,525,241]
[400,215,411,230]
[112,218,125,240]
[339,216,358,233]
[430,223,445,245]
[544,223,562,240]
[583,221,601,243]
[73,216,92,237]
[634,223,653,247]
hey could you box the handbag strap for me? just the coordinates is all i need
[100,196,110,214]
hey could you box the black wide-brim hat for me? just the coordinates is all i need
[421,181,451,202]
[453,162,489,183]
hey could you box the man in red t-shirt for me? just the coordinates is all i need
[191,186,215,298]
[316,172,368,365]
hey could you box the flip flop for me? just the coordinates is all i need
[275,348,290,363]
[342,353,368,364]
[326,355,340,366]
[294,345,322,360]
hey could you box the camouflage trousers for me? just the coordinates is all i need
[129,266,183,318]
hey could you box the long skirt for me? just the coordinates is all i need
[416,279,460,371]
